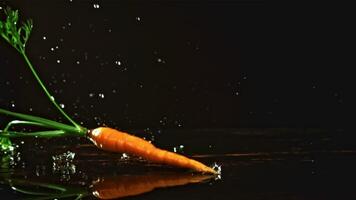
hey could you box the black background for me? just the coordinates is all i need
[0,0,351,129]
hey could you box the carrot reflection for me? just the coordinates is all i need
[2,152,215,200]
[91,173,214,199]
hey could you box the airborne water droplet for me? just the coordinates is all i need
[115,60,121,66]
[98,93,105,99]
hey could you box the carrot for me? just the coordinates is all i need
[0,8,219,175]
[88,127,217,174]
[91,173,213,199]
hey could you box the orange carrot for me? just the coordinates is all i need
[88,127,217,174]
[91,173,213,199]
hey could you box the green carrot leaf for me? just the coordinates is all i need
[0,7,32,53]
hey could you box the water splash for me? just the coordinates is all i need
[52,150,75,163]
[52,151,76,181]
[211,162,222,178]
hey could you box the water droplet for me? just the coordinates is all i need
[112,89,117,93]
[55,46,59,49]
[115,60,121,65]
[57,60,61,64]
[136,17,141,21]
[76,61,80,64]
[21,141,24,144]
[121,153,129,160]
[174,120,183,127]
[98,93,105,99]
[157,58,162,63]
[211,162,222,175]
[242,76,247,80]
[235,91,239,96]
[89,93,94,98]
[93,4,100,8]
[43,36,47,40]
[50,47,54,51]
[11,103,15,108]
[60,103,65,108]
[173,145,184,153]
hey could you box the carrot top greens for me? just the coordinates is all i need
[0,7,87,151]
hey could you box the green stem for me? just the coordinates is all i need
[0,130,71,138]
[0,108,86,135]
[4,120,48,132]
[21,52,81,131]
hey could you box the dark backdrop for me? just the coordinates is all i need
[0,0,350,129]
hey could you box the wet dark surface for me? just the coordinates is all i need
[1,128,356,199]
[0,1,352,199]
